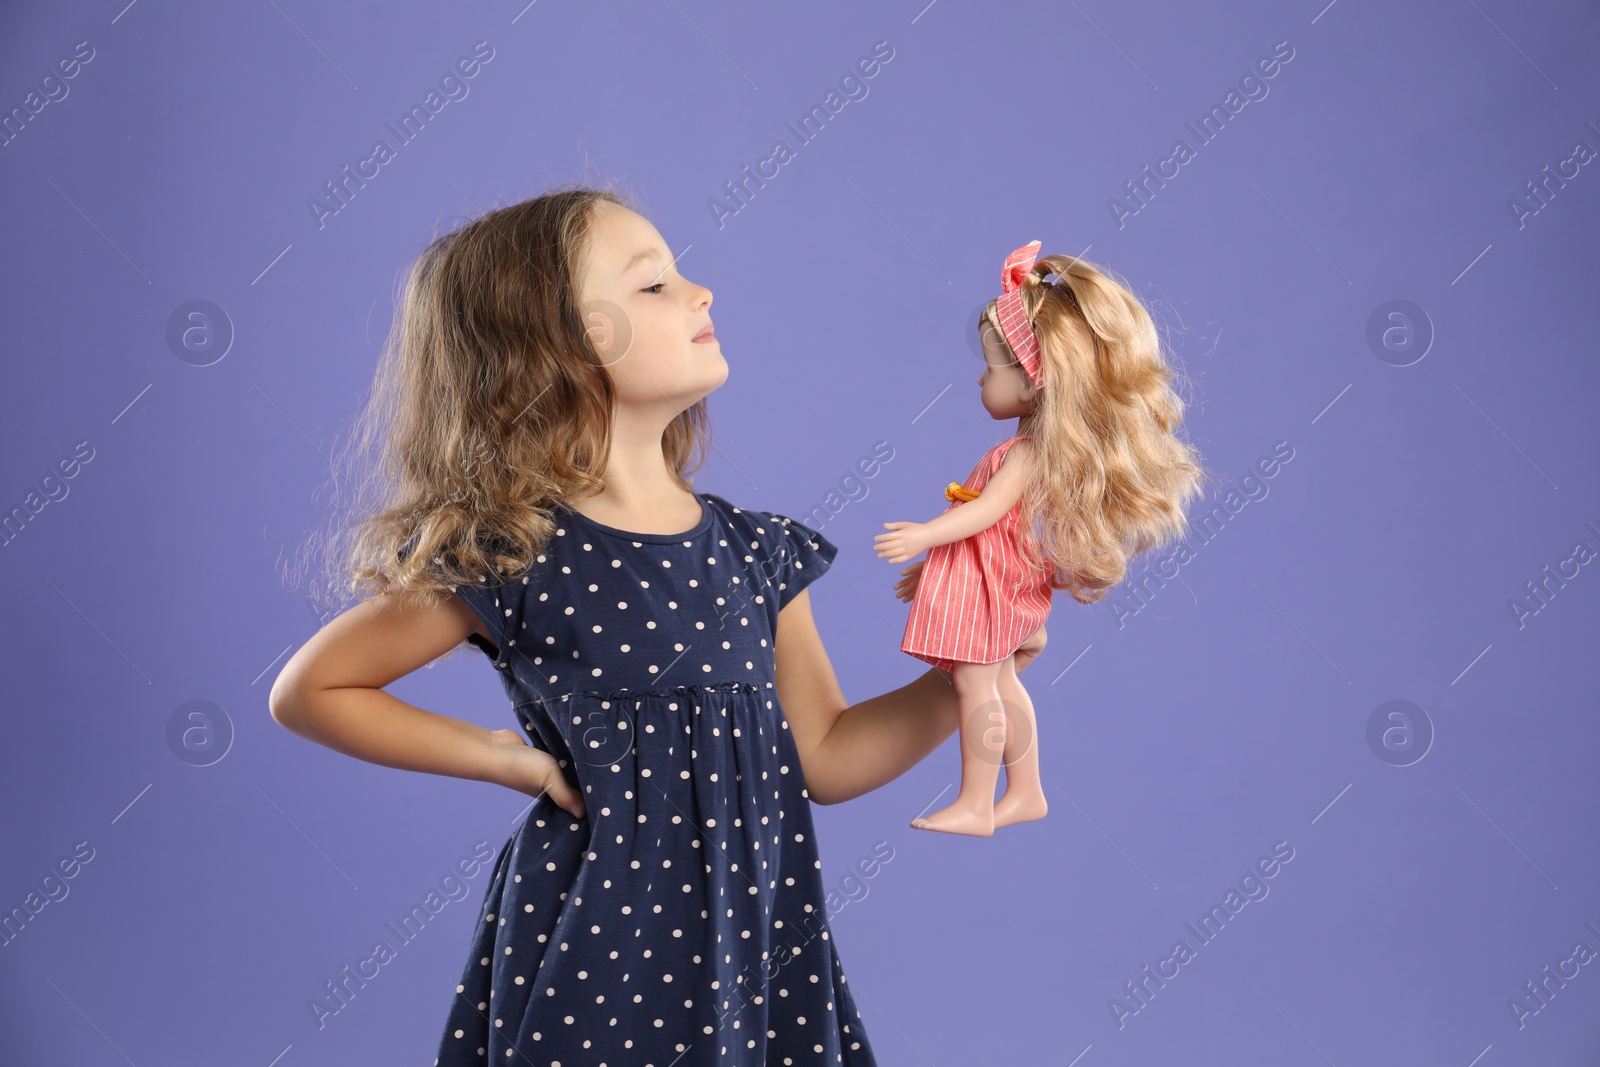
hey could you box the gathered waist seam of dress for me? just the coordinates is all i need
[516,680,771,708]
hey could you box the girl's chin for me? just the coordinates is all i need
[689,366,729,400]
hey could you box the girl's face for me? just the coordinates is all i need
[577,200,727,410]
[976,314,1038,420]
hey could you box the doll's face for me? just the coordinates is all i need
[976,313,1039,420]
[576,200,728,410]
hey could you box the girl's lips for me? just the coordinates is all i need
[692,328,716,343]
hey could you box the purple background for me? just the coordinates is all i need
[4,0,1599,1063]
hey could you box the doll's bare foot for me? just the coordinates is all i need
[910,800,995,837]
[992,788,1049,828]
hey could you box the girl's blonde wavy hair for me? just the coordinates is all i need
[984,253,1212,605]
[291,181,712,619]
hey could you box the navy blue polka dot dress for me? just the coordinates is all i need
[423,492,878,1066]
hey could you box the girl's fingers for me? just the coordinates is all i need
[542,769,586,818]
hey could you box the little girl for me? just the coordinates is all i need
[270,185,1049,1063]
[876,241,1207,837]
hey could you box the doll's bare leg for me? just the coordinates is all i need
[911,659,1005,836]
[992,652,1049,828]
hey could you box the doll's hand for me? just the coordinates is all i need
[874,522,931,565]
[1014,625,1047,674]
[482,728,586,819]
[892,560,925,603]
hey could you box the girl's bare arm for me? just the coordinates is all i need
[268,590,584,815]
[774,586,1047,805]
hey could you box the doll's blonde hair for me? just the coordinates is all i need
[984,254,1211,605]
[292,181,712,616]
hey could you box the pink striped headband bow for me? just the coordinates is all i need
[993,240,1045,388]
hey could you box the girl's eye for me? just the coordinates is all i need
[642,282,665,294]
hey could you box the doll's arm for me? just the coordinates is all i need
[913,440,1033,549]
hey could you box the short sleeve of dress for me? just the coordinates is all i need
[449,572,529,672]
[766,513,839,612]
[398,534,530,672]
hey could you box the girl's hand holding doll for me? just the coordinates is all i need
[890,546,1061,680]
[1014,622,1047,672]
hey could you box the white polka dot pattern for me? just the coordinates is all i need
[429,494,874,1064]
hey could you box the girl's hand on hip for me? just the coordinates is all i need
[483,728,586,819]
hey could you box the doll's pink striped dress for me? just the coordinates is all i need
[901,434,1053,672]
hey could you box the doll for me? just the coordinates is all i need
[875,241,1207,837]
